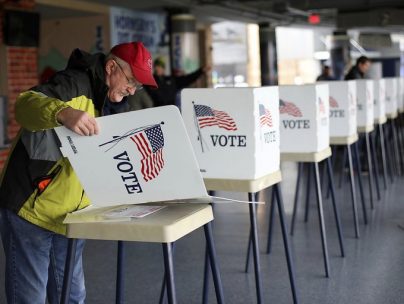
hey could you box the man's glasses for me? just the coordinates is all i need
[114,60,143,90]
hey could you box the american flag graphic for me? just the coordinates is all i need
[329,96,339,108]
[319,97,326,114]
[259,104,272,127]
[131,125,164,182]
[279,99,302,117]
[194,104,237,131]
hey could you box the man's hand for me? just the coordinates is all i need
[57,107,99,136]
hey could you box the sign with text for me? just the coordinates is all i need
[110,7,165,54]
[355,79,374,128]
[181,87,280,180]
[279,84,329,153]
[322,80,357,137]
[55,106,208,207]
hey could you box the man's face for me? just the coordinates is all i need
[359,61,370,74]
[106,60,141,102]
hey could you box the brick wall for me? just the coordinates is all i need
[7,47,38,139]
[0,0,38,172]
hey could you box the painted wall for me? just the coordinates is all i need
[39,14,110,76]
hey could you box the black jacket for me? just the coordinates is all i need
[344,66,364,80]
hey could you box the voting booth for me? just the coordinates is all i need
[181,87,280,180]
[56,106,226,304]
[56,106,212,212]
[278,84,329,153]
[374,79,386,124]
[384,77,398,117]
[355,79,374,130]
[323,80,357,138]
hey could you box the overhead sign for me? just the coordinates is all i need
[110,7,165,54]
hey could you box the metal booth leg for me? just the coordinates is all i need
[61,238,78,304]
[354,141,368,225]
[313,163,330,277]
[162,243,177,304]
[365,133,375,209]
[116,241,125,304]
[265,187,276,254]
[273,184,299,304]
[369,131,381,200]
[347,144,360,238]
[391,119,402,176]
[304,163,312,223]
[248,192,263,303]
[204,221,225,304]
[385,122,396,179]
[325,157,345,257]
[338,147,348,189]
[378,123,388,189]
[290,162,303,236]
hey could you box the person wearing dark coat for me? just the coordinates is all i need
[344,56,371,80]
[146,57,210,107]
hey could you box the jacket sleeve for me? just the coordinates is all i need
[15,71,84,131]
[175,68,204,90]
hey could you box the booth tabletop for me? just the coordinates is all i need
[330,133,359,145]
[280,147,332,163]
[66,203,213,243]
[204,170,282,192]
[386,111,398,119]
[358,125,375,133]
[374,116,387,125]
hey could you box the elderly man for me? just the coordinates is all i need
[0,42,157,303]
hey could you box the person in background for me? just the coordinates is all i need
[316,65,335,81]
[0,41,157,303]
[145,57,210,108]
[344,56,371,80]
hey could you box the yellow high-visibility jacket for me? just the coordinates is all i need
[0,49,128,235]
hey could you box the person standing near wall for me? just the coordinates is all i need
[344,55,371,80]
[316,65,336,81]
[145,57,210,108]
[0,41,157,303]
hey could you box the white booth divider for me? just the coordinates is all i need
[374,79,386,123]
[384,77,398,116]
[398,77,404,112]
[278,84,329,153]
[181,87,280,180]
[55,106,210,209]
[323,80,357,138]
[355,80,374,129]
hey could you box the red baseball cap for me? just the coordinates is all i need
[110,42,158,88]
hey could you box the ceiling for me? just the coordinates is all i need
[35,0,404,31]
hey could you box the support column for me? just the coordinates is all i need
[330,30,351,80]
[259,23,278,86]
[170,13,199,75]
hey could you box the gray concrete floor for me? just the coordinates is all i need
[1,161,404,303]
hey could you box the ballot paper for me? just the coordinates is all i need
[103,205,166,219]
[55,106,255,223]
